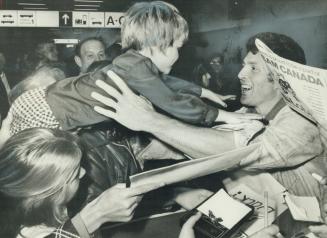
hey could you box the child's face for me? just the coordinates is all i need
[151,37,184,74]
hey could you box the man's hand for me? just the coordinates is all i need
[173,187,213,210]
[91,70,156,132]
[179,212,202,238]
[201,88,236,108]
[80,182,164,233]
[0,111,13,149]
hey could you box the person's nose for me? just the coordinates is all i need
[238,66,247,82]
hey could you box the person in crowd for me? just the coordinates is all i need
[9,63,66,104]
[74,37,106,74]
[0,50,10,94]
[0,50,10,123]
[20,37,60,78]
[91,32,325,236]
[0,127,163,238]
[192,53,242,111]
[37,40,59,63]
[45,1,259,135]
[192,53,225,91]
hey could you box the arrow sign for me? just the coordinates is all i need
[59,11,72,27]
[62,14,69,25]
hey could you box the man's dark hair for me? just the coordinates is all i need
[246,32,306,64]
[86,60,111,73]
[105,42,122,62]
[75,36,106,57]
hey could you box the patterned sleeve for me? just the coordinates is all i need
[46,220,81,238]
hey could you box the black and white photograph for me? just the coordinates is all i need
[0,0,327,237]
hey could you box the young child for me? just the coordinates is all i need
[11,1,261,133]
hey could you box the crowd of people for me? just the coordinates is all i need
[0,1,327,238]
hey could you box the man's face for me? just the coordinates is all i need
[38,43,58,62]
[238,52,278,108]
[75,40,106,73]
[210,56,223,73]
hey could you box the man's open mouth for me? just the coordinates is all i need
[241,84,252,94]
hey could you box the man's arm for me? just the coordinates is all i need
[91,71,236,158]
[140,113,236,158]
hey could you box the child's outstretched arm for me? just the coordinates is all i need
[201,88,236,108]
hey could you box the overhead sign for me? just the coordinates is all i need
[73,11,89,27]
[59,11,72,27]
[0,10,17,27]
[89,12,104,27]
[36,11,58,27]
[0,10,124,28]
[105,12,124,28]
[18,11,36,27]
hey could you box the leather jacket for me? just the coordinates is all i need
[78,124,142,202]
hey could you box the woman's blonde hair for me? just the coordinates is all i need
[121,1,189,52]
[0,128,83,237]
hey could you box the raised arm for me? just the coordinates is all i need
[91,71,236,158]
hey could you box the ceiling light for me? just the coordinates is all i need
[74,4,100,7]
[74,0,103,3]
[74,8,98,11]
[18,3,46,5]
[23,7,48,10]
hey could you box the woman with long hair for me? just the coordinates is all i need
[0,127,164,238]
[0,128,85,238]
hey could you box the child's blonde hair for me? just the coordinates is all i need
[121,1,189,52]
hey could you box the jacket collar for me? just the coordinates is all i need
[265,99,286,121]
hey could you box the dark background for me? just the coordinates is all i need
[0,0,326,85]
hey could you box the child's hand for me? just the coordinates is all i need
[201,88,236,108]
[216,110,263,124]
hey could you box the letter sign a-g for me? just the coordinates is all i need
[105,12,124,28]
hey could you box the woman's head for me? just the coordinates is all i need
[9,63,66,104]
[0,128,84,229]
